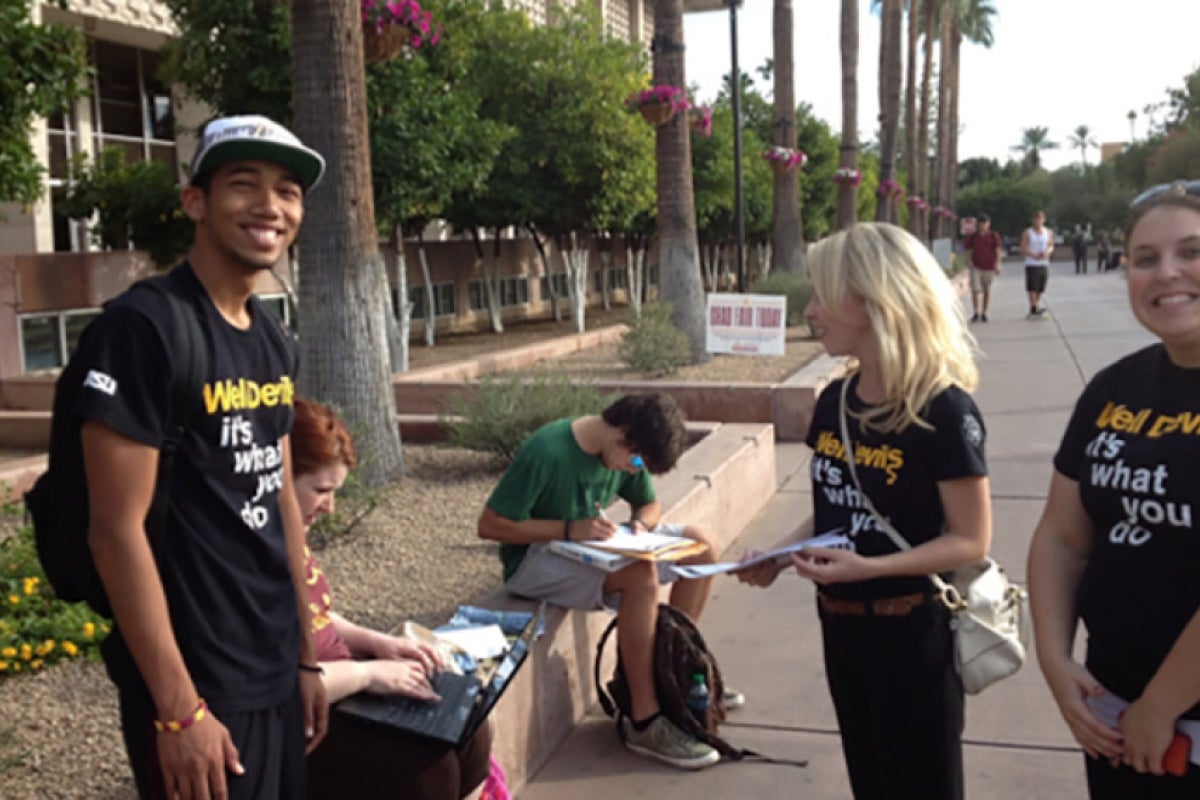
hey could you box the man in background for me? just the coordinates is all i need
[965,214,1004,323]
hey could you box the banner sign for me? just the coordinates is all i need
[705,293,787,356]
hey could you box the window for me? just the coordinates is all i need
[19,310,101,372]
[258,294,293,330]
[397,283,456,319]
[540,273,568,298]
[470,278,528,310]
[91,41,175,165]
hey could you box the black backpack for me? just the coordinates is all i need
[594,603,807,766]
[24,273,207,616]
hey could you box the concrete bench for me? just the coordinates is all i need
[470,421,777,795]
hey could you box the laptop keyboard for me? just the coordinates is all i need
[373,671,479,741]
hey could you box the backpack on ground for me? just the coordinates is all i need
[594,603,806,767]
[24,274,207,616]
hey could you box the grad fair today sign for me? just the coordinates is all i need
[705,293,787,356]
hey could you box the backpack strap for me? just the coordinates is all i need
[594,614,621,719]
[124,272,208,559]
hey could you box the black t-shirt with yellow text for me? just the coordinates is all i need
[806,376,988,601]
[1056,344,1200,719]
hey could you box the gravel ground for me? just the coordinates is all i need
[0,320,824,798]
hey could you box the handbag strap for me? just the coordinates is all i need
[837,378,960,607]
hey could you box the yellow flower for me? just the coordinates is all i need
[23,576,39,595]
[20,644,32,661]
[62,641,78,657]
[100,623,111,634]
[7,594,18,606]
[83,622,96,639]
[1,647,15,658]
[30,659,43,670]
[11,662,20,672]
[0,660,8,670]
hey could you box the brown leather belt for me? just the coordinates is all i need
[818,591,928,617]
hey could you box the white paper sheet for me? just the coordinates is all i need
[667,530,851,580]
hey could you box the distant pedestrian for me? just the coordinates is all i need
[1073,229,1089,274]
[1021,211,1055,317]
[965,214,1004,322]
[1097,233,1111,273]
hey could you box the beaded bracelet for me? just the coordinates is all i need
[154,699,207,733]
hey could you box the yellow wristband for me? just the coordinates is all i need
[154,699,207,733]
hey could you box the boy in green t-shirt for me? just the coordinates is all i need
[478,394,740,770]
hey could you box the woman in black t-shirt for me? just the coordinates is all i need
[739,223,991,800]
[1029,183,1200,799]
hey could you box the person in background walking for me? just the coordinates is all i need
[965,214,1004,322]
[1028,180,1200,798]
[1021,211,1055,317]
[1097,232,1112,273]
[1074,228,1089,274]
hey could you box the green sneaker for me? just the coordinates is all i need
[621,715,720,770]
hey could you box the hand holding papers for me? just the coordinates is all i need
[666,530,851,580]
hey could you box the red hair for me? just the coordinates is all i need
[291,398,358,478]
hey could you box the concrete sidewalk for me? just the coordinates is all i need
[520,260,1153,799]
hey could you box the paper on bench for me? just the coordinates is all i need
[666,530,851,580]
[582,528,703,557]
[432,624,510,660]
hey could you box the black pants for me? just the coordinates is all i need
[307,712,493,800]
[819,597,964,800]
[119,688,307,800]
[1086,753,1200,798]
[1075,252,1088,273]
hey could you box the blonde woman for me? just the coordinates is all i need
[738,223,992,799]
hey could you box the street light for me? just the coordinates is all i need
[684,0,746,293]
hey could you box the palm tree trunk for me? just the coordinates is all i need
[916,0,935,241]
[836,0,859,231]
[903,0,919,232]
[653,0,708,362]
[934,2,953,239]
[771,0,803,273]
[291,0,403,485]
[948,24,961,223]
[876,0,903,223]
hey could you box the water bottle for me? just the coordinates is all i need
[685,672,710,725]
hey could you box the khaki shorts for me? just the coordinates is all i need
[969,266,997,293]
[504,525,686,611]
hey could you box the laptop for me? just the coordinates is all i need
[336,602,545,747]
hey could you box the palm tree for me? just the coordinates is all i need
[1011,126,1059,173]
[291,0,404,484]
[875,0,903,223]
[1068,124,1098,168]
[836,0,859,230]
[1127,109,1137,141]
[903,0,919,231]
[915,0,936,240]
[653,0,708,362]
[771,0,803,273]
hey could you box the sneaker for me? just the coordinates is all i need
[1031,306,1048,317]
[722,686,746,710]
[621,715,720,770]
[970,313,981,323]
[980,313,988,323]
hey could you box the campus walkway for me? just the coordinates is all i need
[521,258,1155,799]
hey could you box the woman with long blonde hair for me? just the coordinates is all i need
[739,223,992,799]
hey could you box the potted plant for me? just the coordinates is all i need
[625,85,689,127]
[761,146,808,174]
[691,105,714,137]
[877,178,904,200]
[361,0,441,63]
[831,167,863,187]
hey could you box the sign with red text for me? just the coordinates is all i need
[705,293,787,356]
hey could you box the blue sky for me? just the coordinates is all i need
[684,0,1200,172]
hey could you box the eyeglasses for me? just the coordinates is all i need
[1130,179,1200,207]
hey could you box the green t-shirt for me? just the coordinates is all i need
[486,417,656,581]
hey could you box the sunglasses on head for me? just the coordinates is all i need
[1130,179,1200,208]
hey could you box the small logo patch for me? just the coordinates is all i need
[83,370,117,396]
[962,414,983,448]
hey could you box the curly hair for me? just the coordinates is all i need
[600,393,687,474]
[291,398,358,478]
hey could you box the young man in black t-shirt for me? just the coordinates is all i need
[78,115,328,799]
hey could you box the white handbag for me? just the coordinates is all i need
[837,379,1029,695]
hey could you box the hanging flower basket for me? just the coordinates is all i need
[691,105,714,137]
[362,21,412,62]
[761,146,807,175]
[905,195,929,210]
[626,85,689,127]
[831,167,863,187]
[933,206,957,220]
[877,178,904,200]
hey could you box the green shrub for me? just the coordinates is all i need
[0,505,109,678]
[750,271,813,327]
[443,374,615,463]
[618,301,691,377]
